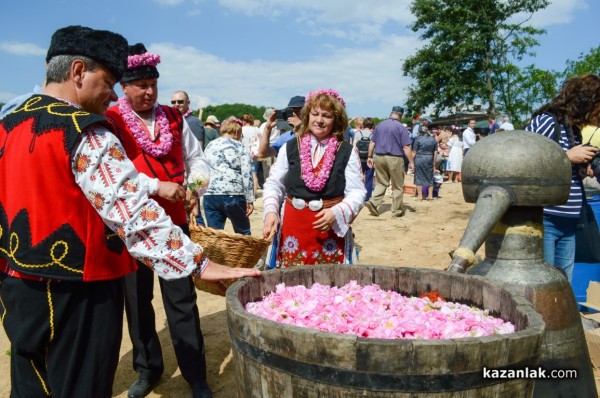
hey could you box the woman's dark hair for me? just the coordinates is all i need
[533,74,600,130]
[363,117,375,129]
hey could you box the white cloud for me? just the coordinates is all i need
[153,0,185,5]
[151,32,420,117]
[0,42,46,56]
[217,0,415,40]
[0,91,18,103]
[527,0,588,27]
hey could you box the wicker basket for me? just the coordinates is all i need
[189,219,272,296]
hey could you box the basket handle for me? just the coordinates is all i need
[189,215,207,232]
[266,226,277,242]
[189,215,198,228]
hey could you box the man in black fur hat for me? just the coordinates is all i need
[106,43,214,398]
[0,26,259,398]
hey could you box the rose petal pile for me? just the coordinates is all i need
[245,281,515,339]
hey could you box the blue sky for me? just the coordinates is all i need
[0,0,598,118]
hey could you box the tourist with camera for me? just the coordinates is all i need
[526,74,600,281]
[257,95,305,158]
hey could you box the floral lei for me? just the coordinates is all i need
[127,52,161,69]
[182,109,193,118]
[299,133,339,191]
[305,88,346,108]
[117,97,173,158]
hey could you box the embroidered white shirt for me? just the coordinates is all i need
[72,126,205,280]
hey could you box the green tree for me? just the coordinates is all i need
[508,65,560,126]
[563,45,600,78]
[509,46,600,125]
[403,0,549,118]
[200,103,267,124]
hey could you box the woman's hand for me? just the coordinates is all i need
[246,203,254,217]
[313,208,335,231]
[578,164,595,179]
[263,212,278,238]
[157,181,186,203]
[566,145,598,164]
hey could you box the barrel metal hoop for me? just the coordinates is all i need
[229,328,539,392]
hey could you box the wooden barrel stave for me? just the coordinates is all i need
[227,265,545,397]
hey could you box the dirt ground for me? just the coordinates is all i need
[0,176,526,397]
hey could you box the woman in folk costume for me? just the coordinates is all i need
[262,89,366,267]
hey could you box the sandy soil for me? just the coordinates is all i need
[0,176,500,397]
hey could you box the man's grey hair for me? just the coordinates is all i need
[46,55,99,84]
[390,111,402,120]
[172,90,190,100]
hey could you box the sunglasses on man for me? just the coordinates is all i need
[171,100,186,105]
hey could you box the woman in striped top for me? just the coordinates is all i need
[525,74,600,281]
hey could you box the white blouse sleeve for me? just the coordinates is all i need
[262,143,289,221]
[331,146,366,236]
[72,126,206,280]
[181,119,211,196]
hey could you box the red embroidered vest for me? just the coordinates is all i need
[106,104,187,225]
[0,95,138,281]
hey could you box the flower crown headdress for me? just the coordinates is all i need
[127,52,161,69]
[305,88,346,108]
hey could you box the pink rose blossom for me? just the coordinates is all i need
[127,52,161,69]
[245,281,516,339]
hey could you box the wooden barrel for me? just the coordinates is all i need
[226,265,545,398]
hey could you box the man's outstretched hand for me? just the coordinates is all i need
[199,260,261,281]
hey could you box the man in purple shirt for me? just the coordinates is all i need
[365,106,414,217]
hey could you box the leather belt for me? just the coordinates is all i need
[286,195,343,211]
[375,153,402,157]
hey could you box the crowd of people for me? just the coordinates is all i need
[1,23,600,398]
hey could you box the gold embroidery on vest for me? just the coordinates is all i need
[0,226,83,275]
[15,96,91,133]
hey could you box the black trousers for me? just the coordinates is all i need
[0,276,124,398]
[123,225,207,386]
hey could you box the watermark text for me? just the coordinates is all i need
[482,367,577,380]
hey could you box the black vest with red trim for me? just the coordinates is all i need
[285,136,352,200]
[106,104,187,225]
[0,95,138,281]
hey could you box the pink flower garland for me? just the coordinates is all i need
[245,281,516,339]
[117,97,173,158]
[127,52,161,69]
[182,109,193,118]
[305,88,346,108]
[299,133,338,191]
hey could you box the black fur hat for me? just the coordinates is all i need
[120,43,160,83]
[46,25,128,81]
